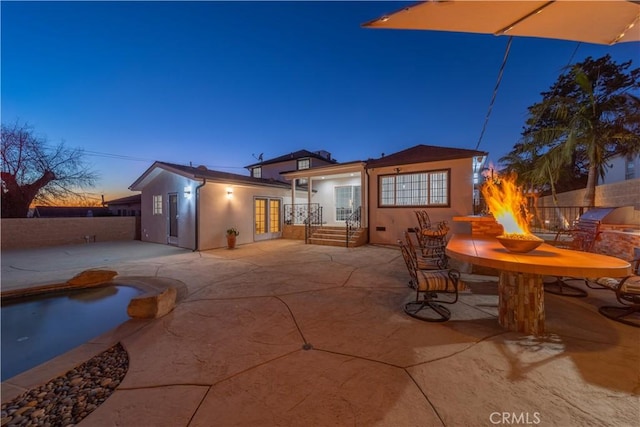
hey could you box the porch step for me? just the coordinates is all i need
[308,227,367,248]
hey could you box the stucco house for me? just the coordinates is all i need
[283,145,487,246]
[128,150,338,250]
[601,153,639,185]
[130,145,486,250]
[129,161,306,250]
[105,194,142,217]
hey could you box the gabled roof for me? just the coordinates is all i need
[245,149,337,168]
[365,144,487,169]
[129,161,291,191]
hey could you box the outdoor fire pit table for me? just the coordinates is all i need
[446,234,631,336]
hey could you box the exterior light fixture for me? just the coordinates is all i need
[184,186,192,198]
[226,187,233,198]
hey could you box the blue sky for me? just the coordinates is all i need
[2,1,639,201]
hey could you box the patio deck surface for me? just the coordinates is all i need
[1,239,638,426]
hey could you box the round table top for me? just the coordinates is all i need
[446,234,631,278]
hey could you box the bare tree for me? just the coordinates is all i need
[1,121,99,218]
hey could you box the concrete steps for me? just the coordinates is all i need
[308,226,367,247]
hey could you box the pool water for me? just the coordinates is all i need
[1,285,142,381]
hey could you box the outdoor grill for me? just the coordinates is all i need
[579,206,638,230]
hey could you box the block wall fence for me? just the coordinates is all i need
[1,217,140,250]
[537,178,640,212]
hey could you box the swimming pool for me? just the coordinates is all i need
[1,285,142,381]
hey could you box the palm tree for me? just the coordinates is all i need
[522,55,640,208]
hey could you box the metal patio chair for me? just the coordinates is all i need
[403,230,447,270]
[399,240,461,322]
[412,210,450,269]
[545,216,604,297]
[597,257,640,328]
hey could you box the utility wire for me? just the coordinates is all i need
[80,149,244,170]
[474,39,582,152]
[475,36,513,151]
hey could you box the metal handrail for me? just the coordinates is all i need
[345,206,361,247]
[304,205,323,244]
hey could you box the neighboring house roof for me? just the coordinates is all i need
[245,149,337,168]
[105,194,141,205]
[129,161,292,191]
[365,144,487,169]
[33,206,112,218]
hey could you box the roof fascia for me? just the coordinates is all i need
[281,161,366,179]
[129,161,199,191]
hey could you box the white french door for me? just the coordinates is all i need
[254,197,282,241]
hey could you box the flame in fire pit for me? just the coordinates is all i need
[481,171,533,236]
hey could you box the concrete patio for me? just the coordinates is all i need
[1,240,639,426]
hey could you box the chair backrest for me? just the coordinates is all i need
[414,210,431,231]
[399,240,460,293]
[633,248,640,276]
[403,230,443,269]
[399,241,419,288]
[555,217,601,252]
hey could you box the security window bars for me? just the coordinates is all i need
[380,170,449,207]
[153,195,163,215]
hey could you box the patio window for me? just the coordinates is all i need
[379,170,450,207]
[152,195,163,215]
[251,167,262,178]
[335,185,361,221]
[297,158,310,170]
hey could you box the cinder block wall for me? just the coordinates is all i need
[538,178,640,211]
[1,217,138,249]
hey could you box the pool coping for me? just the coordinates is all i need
[1,272,187,404]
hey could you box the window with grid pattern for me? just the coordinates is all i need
[269,199,281,232]
[297,158,310,170]
[153,195,163,215]
[379,170,449,207]
[252,167,262,178]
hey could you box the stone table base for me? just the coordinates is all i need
[498,271,545,336]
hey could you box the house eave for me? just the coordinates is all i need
[281,161,366,180]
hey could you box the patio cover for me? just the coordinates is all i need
[363,0,640,45]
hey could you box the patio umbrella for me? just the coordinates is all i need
[363,0,640,45]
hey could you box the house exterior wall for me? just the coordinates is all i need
[367,157,476,245]
[139,171,197,249]
[309,176,362,226]
[108,202,141,217]
[197,183,292,250]
[261,159,298,180]
[601,154,639,184]
[259,156,335,180]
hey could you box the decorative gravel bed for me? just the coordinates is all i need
[1,343,128,427]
